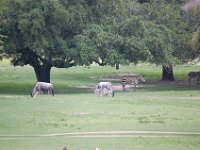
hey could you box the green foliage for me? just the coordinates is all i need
[0,35,5,51]
[4,0,70,67]
[0,0,9,60]
[74,24,123,65]
[0,0,9,15]
[191,28,200,53]
[117,1,191,64]
[1,0,194,81]
[186,2,200,56]
[139,0,191,63]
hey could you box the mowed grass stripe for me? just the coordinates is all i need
[1,130,200,139]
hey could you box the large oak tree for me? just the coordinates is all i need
[4,0,77,82]
[1,0,193,82]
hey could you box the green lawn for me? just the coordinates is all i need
[0,60,200,150]
[0,136,199,150]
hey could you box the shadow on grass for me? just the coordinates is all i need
[0,80,199,95]
[140,80,200,92]
[54,87,93,94]
[0,84,93,95]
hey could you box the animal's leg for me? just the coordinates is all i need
[95,89,100,97]
[102,88,108,96]
[133,84,136,92]
[122,84,125,91]
[100,89,103,97]
[112,91,114,97]
[48,88,54,96]
[48,90,51,95]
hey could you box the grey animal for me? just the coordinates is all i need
[95,82,114,97]
[31,82,54,97]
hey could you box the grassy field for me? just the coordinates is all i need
[0,60,200,150]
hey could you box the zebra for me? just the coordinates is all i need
[188,71,200,85]
[63,146,67,150]
[122,75,145,91]
[95,82,114,97]
[31,82,54,97]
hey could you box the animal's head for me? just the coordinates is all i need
[31,88,36,97]
[138,75,146,82]
[63,147,67,150]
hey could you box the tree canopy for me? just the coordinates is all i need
[0,0,195,82]
[183,0,200,56]
[0,0,8,60]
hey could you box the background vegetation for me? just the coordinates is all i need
[0,0,199,82]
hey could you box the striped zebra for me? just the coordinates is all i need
[122,75,146,91]
[188,71,200,85]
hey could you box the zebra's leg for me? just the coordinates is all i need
[95,89,100,97]
[112,91,114,97]
[133,84,136,92]
[99,88,103,97]
[102,88,107,96]
[109,89,114,97]
[48,89,50,95]
[122,84,126,91]
[48,88,54,96]
[198,76,200,85]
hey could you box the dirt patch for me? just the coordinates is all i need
[77,73,200,92]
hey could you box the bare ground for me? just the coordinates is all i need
[78,79,200,92]
[1,130,200,139]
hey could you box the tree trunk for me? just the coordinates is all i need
[115,63,120,70]
[162,64,175,81]
[33,64,51,83]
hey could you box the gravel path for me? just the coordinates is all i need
[1,130,200,139]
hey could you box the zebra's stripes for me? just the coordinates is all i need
[122,75,145,91]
